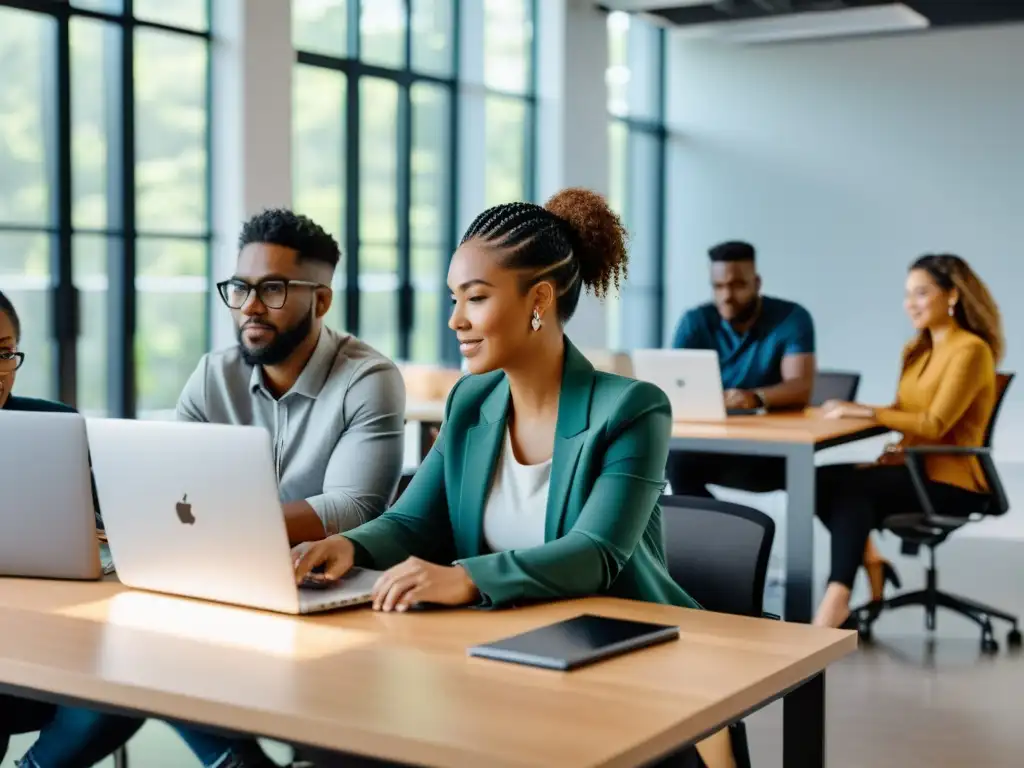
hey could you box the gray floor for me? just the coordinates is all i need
[3,536,1021,767]
[750,535,1024,768]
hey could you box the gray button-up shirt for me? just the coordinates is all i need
[175,326,406,535]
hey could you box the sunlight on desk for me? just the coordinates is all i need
[58,592,375,660]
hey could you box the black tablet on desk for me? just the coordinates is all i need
[468,614,680,671]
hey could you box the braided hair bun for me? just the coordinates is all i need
[544,188,628,299]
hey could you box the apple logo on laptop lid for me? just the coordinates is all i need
[175,494,195,525]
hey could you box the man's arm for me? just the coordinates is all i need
[757,352,815,409]
[292,361,407,544]
[754,306,816,409]
[670,310,701,349]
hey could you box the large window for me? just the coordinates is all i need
[481,0,536,207]
[292,0,536,365]
[0,0,211,418]
[606,11,666,350]
[293,0,454,363]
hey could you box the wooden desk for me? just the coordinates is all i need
[0,580,854,768]
[670,409,887,623]
[405,400,446,425]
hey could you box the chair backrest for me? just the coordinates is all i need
[660,496,775,617]
[810,370,861,406]
[983,372,1014,448]
[978,372,1014,516]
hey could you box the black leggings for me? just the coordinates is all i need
[816,463,986,588]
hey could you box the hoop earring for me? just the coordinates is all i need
[531,308,543,332]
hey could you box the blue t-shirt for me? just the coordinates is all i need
[671,296,815,391]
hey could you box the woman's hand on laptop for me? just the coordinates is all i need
[293,536,355,584]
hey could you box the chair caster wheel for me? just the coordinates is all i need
[981,620,1000,654]
[1007,629,1022,650]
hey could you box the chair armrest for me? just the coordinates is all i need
[902,445,991,456]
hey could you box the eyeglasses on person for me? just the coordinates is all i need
[216,278,327,310]
[0,351,25,374]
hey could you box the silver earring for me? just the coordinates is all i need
[948,303,956,317]
[531,308,542,332]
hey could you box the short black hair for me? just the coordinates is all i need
[460,188,628,324]
[0,290,20,341]
[709,241,755,263]
[238,209,340,269]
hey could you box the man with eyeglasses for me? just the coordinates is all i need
[177,208,407,546]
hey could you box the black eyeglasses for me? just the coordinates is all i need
[216,278,327,310]
[0,351,24,374]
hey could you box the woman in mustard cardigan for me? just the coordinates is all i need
[813,254,1003,628]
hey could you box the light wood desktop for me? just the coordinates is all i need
[670,407,880,446]
[0,579,853,767]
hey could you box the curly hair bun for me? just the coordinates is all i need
[544,187,628,299]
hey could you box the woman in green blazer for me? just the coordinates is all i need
[297,188,737,768]
[295,189,695,612]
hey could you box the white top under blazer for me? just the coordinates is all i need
[482,427,552,553]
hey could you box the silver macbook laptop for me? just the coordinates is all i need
[85,418,381,615]
[0,410,102,580]
[631,349,763,421]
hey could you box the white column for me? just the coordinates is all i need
[536,0,611,349]
[209,0,294,351]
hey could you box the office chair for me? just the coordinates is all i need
[660,495,777,768]
[850,372,1020,654]
[661,495,776,619]
[810,370,861,406]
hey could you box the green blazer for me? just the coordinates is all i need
[344,339,700,610]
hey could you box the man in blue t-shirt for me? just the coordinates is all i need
[667,241,817,495]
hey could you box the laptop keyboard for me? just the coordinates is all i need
[297,567,382,612]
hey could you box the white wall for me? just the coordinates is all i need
[665,24,1024,537]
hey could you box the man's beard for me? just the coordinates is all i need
[238,311,313,366]
[729,296,761,326]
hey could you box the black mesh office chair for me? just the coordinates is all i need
[810,370,861,406]
[660,496,775,768]
[661,496,776,618]
[851,372,1020,654]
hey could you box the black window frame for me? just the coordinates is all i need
[0,0,214,417]
[294,0,539,366]
[608,16,667,349]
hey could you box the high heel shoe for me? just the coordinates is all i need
[865,559,902,603]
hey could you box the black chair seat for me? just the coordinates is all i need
[881,512,968,538]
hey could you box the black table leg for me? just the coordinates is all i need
[784,672,825,768]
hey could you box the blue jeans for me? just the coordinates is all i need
[19,707,143,767]
[171,726,277,768]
